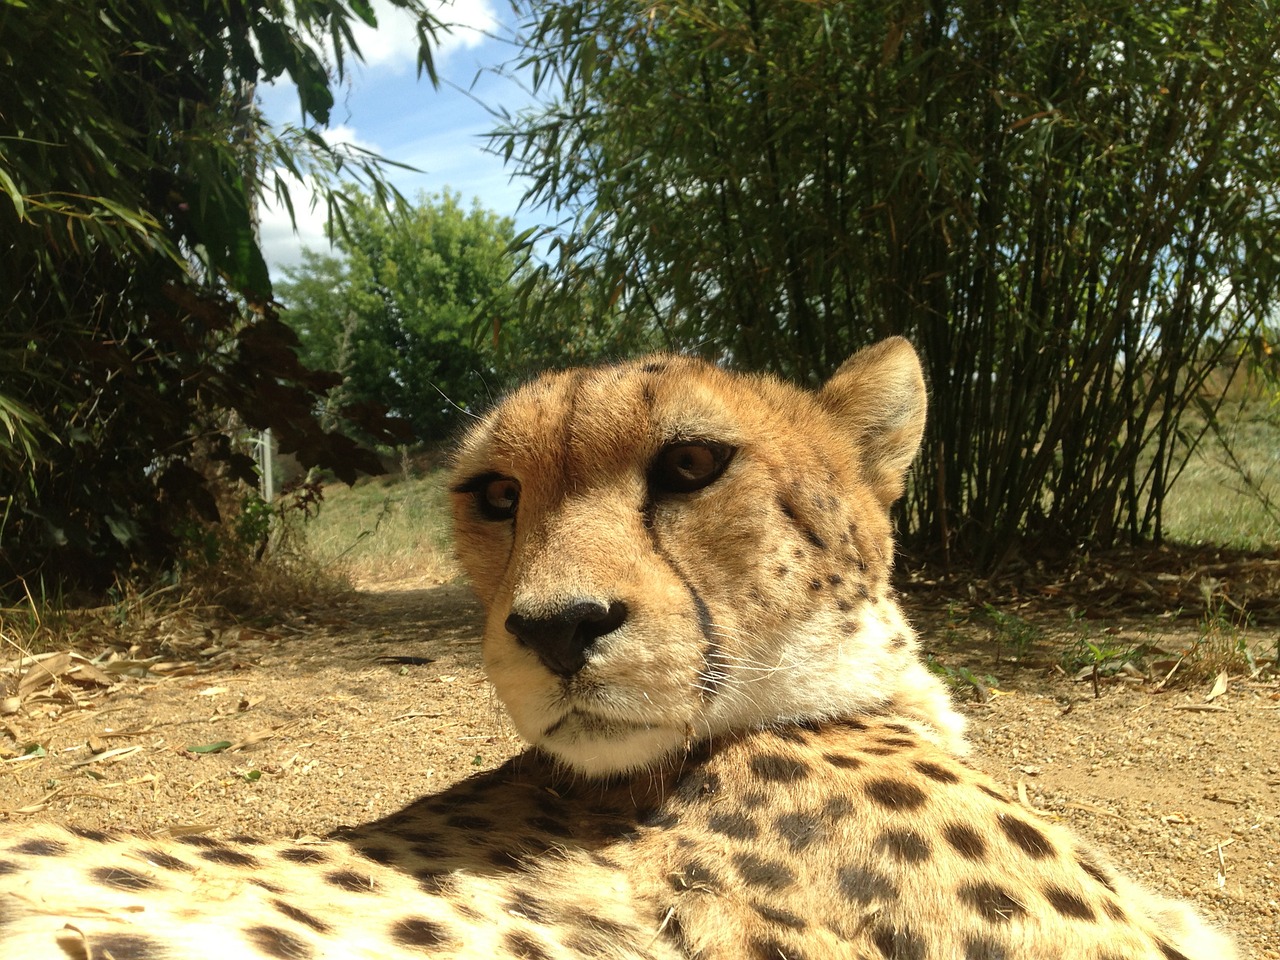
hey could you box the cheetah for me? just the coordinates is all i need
[0,338,1236,959]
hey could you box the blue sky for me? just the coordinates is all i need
[255,0,539,273]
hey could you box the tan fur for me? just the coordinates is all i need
[0,340,1235,959]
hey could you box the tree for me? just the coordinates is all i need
[496,0,1280,567]
[0,0,441,596]
[280,190,519,442]
[279,189,661,442]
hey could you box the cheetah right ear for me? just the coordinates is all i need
[818,337,927,506]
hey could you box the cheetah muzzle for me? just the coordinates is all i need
[0,339,1237,959]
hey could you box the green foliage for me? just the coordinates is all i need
[497,268,665,379]
[1058,606,1135,697]
[279,190,520,441]
[1074,636,1131,699]
[236,493,276,554]
[982,603,1044,662]
[498,0,1280,564]
[925,656,998,701]
[0,0,440,598]
[278,189,661,441]
[1163,389,1280,549]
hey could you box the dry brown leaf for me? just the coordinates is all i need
[66,662,114,687]
[68,745,142,768]
[148,662,200,677]
[1061,801,1125,821]
[10,651,72,669]
[100,660,159,678]
[1151,656,1188,693]
[1,785,69,815]
[17,652,72,697]
[227,726,292,751]
[1205,670,1230,702]
[155,824,217,839]
[1203,793,1243,806]
[96,725,155,740]
[1016,779,1033,809]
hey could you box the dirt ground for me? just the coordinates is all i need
[2,572,1277,957]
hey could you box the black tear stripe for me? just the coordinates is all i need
[642,498,726,701]
[692,589,729,700]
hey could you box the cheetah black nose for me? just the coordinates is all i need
[505,599,629,678]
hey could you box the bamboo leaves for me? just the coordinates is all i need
[498,0,1280,565]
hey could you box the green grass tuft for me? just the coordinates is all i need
[1163,399,1280,549]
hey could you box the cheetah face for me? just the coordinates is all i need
[450,339,933,776]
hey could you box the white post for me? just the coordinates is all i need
[260,428,275,502]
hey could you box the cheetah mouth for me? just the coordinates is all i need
[543,709,658,741]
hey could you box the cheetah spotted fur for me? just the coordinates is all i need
[0,339,1237,959]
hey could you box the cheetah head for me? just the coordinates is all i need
[450,338,954,776]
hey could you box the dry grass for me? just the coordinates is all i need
[1,579,212,720]
[1183,597,1267,680]
[302,470,458,588]
[1,502,351,672]
[2,468,455,687]
[183,507,357,618]
[0,582,74,671]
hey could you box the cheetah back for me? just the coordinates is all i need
[0,721,1231,959]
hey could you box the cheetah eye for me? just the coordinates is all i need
[454,473,520,521]
[648,442,736,495]
[480,477,520,520]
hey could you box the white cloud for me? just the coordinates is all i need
[258,125,383,273]
[259,183,328,274]
[255,0,512,274]
[315,122,383,157]
[432,0,500,51]
[344,0,497,74]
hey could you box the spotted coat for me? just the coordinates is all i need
[0,719,1228,959]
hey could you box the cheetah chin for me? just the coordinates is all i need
[0,338,1238,960]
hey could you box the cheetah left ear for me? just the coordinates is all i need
[819,337,927,506]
